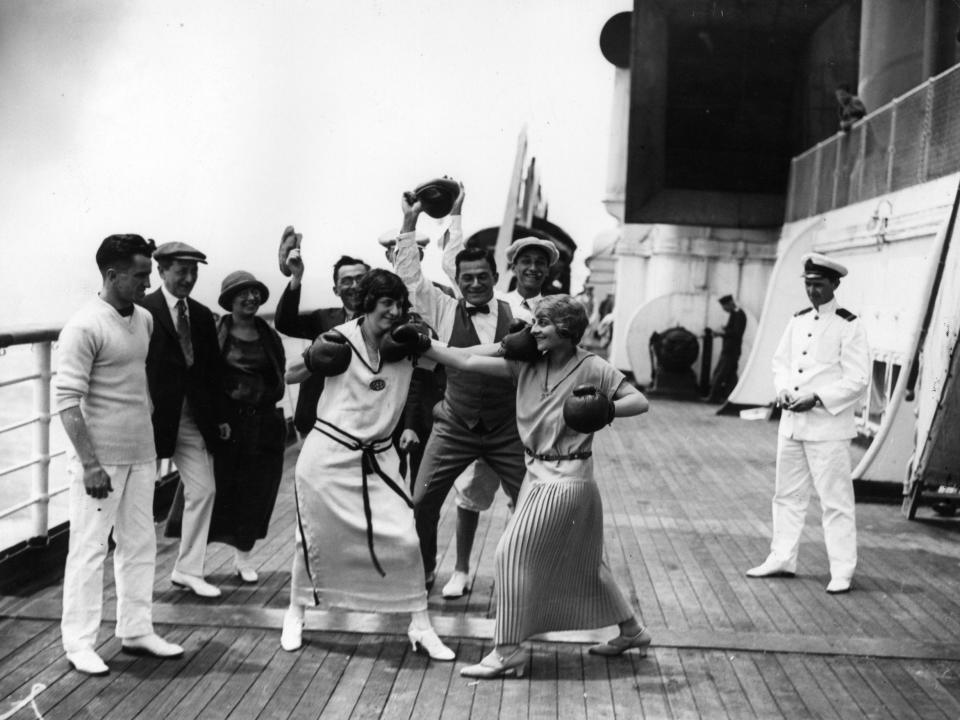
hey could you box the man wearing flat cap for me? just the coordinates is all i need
[393,186,527,596]
[141,241,227,598]
[706,294,747,404]
[747,252,869,595]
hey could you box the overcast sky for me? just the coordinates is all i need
[1,0,629,325]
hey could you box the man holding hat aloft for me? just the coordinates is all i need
[393,187,528,595]
[747,253,869,594]
[141,241,228,598]
[275,235,370,437]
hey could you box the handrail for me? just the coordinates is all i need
[786,62,960,222]
[0,310,299,550]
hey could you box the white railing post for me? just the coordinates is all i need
[30,341,52,543]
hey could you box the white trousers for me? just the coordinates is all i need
[61,459,156,653]
[769,436,857,580]
[171,403,216,577]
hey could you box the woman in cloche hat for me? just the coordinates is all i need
[207,271,287,584]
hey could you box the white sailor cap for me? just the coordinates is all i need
[801,252,847,280]
[378,230,431,248]
[505,236,560,266]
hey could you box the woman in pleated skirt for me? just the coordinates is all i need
[422,294,650,678]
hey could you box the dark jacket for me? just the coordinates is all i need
[140,288,223,458]
[274,282,347,435]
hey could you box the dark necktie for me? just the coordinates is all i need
[465,304,489,316]
[176,300,194,367]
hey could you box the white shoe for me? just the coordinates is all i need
[121,633,184,658]
[826,577,852,594]
[746,556,796,578]
[281,606,304,652]
[407,625,455,661]
[441,571,471,598]
[171,570,222,598]
[66,648,109,676]
[236,567,259,584]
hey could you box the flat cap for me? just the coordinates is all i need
[505,236,560,266]
[378,229,430,248]
[154,241,207,264]
[801,252,847,280]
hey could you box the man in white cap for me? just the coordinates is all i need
[141,241,228,598]
[747,252,869,594]
[434,233,559,598]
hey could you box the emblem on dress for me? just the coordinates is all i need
[369,379,386,391]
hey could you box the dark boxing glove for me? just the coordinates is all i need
[303,330,351,376]
[380,319,432,363]
[562,384,616,434]
[500,320,540,361]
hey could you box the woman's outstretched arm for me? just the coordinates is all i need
[285,357,311,385]
[423,343,512,379]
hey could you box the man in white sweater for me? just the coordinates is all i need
[56,234,184,676]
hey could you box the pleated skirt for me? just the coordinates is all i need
[294,429,428,613]
[493,456,634,645]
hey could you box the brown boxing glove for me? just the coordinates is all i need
[500,320,540,361]
[562,384,615,434]
[303,330,351,376]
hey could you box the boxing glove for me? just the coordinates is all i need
[500,320,540,361]
[303,330,351,376]
[380,318,432,363]
[562,384,615,434]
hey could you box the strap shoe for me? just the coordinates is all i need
[407,625,455,661]
[588,628,652,657]
[460,647,529,679]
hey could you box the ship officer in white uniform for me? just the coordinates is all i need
[747,253,869,594]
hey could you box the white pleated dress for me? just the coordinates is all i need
[293,319,427,613]
[494,349,635,645]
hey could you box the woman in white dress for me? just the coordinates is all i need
[417,295,650,678]
[281,269,454,661]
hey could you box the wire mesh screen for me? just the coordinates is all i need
[860,112,892,202]
[789,152,817,220]
[890,88,928,192]
[834,129,860,208]
[785,64,960,222]
[816,141,838,214]
[928,70,960,181]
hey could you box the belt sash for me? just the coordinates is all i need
[314,418,412,577]
[524,446,592,462]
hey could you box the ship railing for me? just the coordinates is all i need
[786,62,960,222]
[0,315,303,554]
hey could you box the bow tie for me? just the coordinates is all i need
[465,304,490,316]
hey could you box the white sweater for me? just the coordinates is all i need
[55,296,156,465]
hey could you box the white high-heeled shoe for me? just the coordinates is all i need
[407,625,455,661]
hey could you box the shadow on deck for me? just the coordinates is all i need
[3,399,960,718]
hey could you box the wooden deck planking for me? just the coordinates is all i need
[5,399,960,717]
